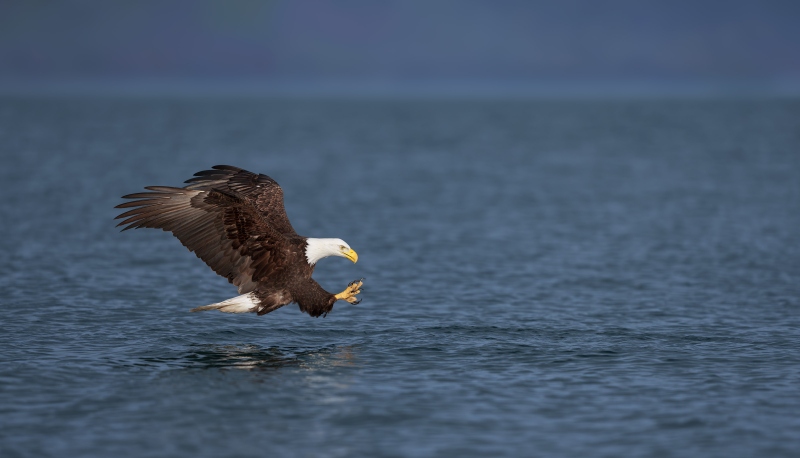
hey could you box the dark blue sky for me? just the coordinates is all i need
[2,0,799,92]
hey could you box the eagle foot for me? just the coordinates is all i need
[335,279,364,304]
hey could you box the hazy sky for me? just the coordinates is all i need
[2,0,799,90]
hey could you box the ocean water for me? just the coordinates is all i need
[1,96,799,457]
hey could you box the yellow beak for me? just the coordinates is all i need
[344,248,358,263]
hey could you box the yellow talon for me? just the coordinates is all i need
[335,280,363,304]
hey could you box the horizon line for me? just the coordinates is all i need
[2,79,799,98]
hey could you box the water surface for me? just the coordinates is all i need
[1,96,799,457]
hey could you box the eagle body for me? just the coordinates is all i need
[115,165,362,317]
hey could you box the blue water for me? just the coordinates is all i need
[1,96,799,457]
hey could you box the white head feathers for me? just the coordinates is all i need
[304,238,358,266]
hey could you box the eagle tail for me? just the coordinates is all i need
[191,293,258,314]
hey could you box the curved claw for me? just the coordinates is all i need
[352,298,361,305]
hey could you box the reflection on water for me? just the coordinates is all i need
[138,344,358,372]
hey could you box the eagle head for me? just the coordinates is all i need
[305,238,358,266]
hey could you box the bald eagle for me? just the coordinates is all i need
[115,165,363,317]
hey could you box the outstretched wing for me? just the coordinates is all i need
[184,165,297,236]
[114,168,297,293]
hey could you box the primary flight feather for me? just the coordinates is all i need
[115,165,363,317]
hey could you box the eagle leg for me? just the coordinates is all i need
[335,279,364,304]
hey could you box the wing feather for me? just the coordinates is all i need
[115,173,294,294]
[184,165,297,236]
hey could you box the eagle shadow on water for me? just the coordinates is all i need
[140,344,358,372]
[115,165,364,318]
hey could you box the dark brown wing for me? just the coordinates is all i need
[183,165,297,236]
[115,183,295,294]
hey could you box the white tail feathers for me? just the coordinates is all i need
[191,293,258,314]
